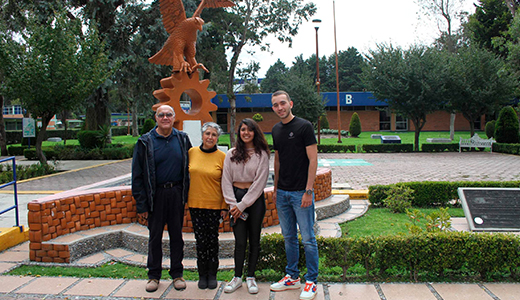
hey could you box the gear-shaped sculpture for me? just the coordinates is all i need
[152,70,217,130]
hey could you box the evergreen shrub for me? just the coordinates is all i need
[349,112,361,137]
[141,119,156,135]
[485,120,496,139]
[494,106,519,143]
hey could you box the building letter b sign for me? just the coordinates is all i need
[345,94,353,105]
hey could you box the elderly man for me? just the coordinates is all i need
[132,105,192,292]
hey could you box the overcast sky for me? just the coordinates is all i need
[242,0,478,77]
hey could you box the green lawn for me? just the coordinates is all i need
[341,207,466,237]
[29,130,481,149]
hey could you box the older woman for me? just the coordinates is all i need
[222,118,270,294]
[187,122,227,290]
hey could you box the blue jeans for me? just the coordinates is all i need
[276,189,319,283]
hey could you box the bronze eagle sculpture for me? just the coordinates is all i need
[149,0,235,73]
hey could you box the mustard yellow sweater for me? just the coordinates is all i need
[187,146,227,210]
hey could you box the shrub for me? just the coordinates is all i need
[421,143,460,152]
[485,120,496,139]
[362,144,413,153]
[349,112,361,137]
[320,115,330,129]
[141,119,156,135]
[77,130,103,149]
[369,180,520,207]
[384,185,413,213]
[8,146,28,156]
[252,113,263,122]
[494,106,520,143]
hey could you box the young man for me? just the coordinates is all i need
[270,91,319,300]
[132,105,192,293]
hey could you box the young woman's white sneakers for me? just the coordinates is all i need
[246,277,259,294]
[224,277,242,293]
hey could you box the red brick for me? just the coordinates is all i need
[85,194,94,201]
[100,198,110,205]
[126,203,133,212]
[54,257,66,263]
[80,225,89,231]
[110,220,116,225]
[74,196,80,207]
[30,250,36,260]
[76,208,84,215]
[101,221,110,227]
[116,202,126,208]
[80,214,86,224]
[30,230,42,242]
[121,208,127,217]
[81,201,89,208]
[70,204,76,215]
[106,214,116,221]
[59,251,71,259]
[42,257,53,263]
[94,194,101,205]
[36,250,47,257]
[47,250,58,257]
[28,203,41,212]
[90,211,100,218]
[116,191,122,202]
[30,223,42,231]
[95,218,101,227]
[43,234,51,241]
[30,242,41,250]
[112,208,121,214]
[42,208,50,217]
[72,215,79,222]
[116,214,122,223]
[128,212,136,218]
[111,198,117,208]
[89,201,96,212]
[75,221,80,232]
[86,218,94,225]
[106,191,115,198]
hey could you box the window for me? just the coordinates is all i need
[379,110,391,131]
[395,115,408,131]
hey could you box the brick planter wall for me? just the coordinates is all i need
[28,168,332,263]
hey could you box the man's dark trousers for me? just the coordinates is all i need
[147,184,184,279]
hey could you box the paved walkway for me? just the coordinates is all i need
[1,152,520,299]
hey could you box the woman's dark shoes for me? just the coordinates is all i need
[208,275,218,289]
[198,275,208,289]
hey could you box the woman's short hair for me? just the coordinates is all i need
[201,122,223,137]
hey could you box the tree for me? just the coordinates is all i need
[465,0,512,56]
[415,0,467,140]
[6,10,109,164]
[446,45,515,137]
[321,48,366,92]
[281,70,324,125]
[260,59,288,93]
[363,45,447,151]
[221,0,316,146]
[494,106,520,143]
[505,0,520,17]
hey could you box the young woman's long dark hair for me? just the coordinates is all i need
[231,118,270,164]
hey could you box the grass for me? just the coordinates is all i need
[20,130,482,149]
[8,262,235,281]
[341,207,465,237]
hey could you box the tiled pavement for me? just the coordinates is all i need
[1,152,520,299]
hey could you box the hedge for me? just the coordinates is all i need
[23,144,134,160]
[362,143,414,153]
[368,180,520,207]
[493,143,520,155]
[421,143,461,152]
[258,232,520,282]
[318,144,356,153]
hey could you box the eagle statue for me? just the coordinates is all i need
[149,0,235,73]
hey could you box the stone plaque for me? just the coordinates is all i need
[458,187,520,231]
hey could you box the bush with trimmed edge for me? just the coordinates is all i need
[349,112,361,137]
[485,120,496,139]
[494,106,519,143]
[141,119,156,135]
[320,115,330,129]
[77,130,103,149]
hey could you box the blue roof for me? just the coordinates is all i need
[211,92,387,108]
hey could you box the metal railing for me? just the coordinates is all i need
[0,156,22,232]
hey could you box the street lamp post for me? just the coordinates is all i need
[313,19,321,145]
[333,0,342,143]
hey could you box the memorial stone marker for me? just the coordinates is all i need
[458,187,520,231]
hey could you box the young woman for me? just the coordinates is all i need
[187,122,227,290]
[222,118,270,294]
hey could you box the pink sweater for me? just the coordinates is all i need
[222,148,269,212]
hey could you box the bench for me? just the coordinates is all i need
[459,133,494,153]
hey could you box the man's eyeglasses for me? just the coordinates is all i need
[157,113,174,118]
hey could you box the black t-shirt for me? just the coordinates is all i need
[272,117,317,191]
